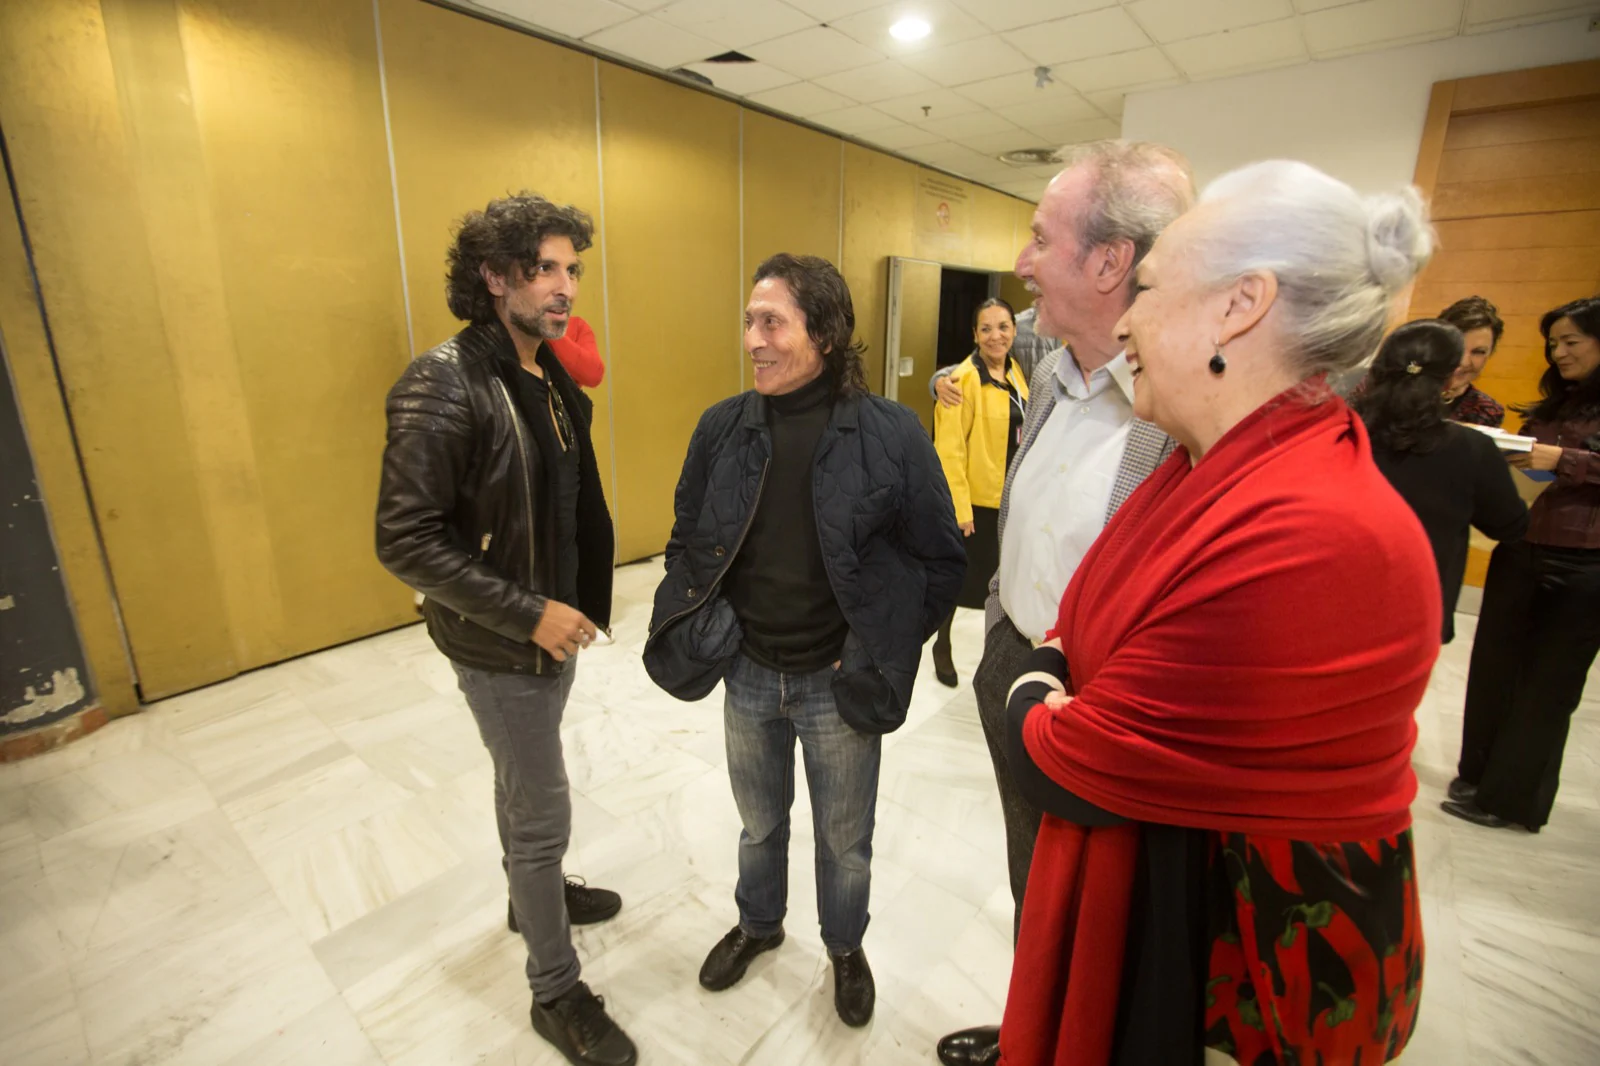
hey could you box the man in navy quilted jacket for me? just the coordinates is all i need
[643,253,966,1028]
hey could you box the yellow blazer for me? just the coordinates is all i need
[934,353,1029,526]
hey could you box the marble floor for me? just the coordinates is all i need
[2,558,1597,1066]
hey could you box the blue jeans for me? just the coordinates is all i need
[723,654,882,955]
[453,662,579,1002]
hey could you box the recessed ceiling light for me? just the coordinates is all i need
[889,16,931,42]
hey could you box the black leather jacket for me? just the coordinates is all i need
[376,321,614,674]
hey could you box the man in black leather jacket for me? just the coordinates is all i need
[643,253,965,1029]
[375,194,635,1066]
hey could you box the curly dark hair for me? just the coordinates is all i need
[1436,295,1504,349]
[445,193,594,324]
[751,253,868,399]
[1518,296,1600,423]
[1353,319,1463,454]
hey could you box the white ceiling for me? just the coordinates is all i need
[463,0,1591,201]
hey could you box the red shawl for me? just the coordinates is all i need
[1000,390,1439,1066]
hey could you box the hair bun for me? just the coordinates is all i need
[1364,186,1434,294]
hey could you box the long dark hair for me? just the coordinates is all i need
[1354,319,1463,454]
[1517,296,1600,424]
[752,253,868,399]
[446,193,594,324]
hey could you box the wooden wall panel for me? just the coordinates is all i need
[841,143,918,397]
[0,0,236,696]
[742,111,842,269]
[600,65,741,562]
[377,0,615,515]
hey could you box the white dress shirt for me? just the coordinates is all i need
[998,350,1135,643]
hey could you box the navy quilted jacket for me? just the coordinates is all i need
[643,387,966,734]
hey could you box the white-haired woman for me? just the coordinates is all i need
[998,162,1439,1066]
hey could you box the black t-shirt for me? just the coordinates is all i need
[724,374,849,672]
[513,356,581,609]
[1371,423,1528,642]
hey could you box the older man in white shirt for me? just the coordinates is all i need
[936,141,1194,1066]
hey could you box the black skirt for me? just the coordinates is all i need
[958,505,1000,610]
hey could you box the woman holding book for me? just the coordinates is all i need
[1447,296,1600,832]
[1354,319,1527,643]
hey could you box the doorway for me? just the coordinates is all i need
[883,256,1008,433]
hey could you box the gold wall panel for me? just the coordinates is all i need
[600,65,742,563]
[841,143,918,396]
[178,0,414,679]
[971,185,1023,272]
[0,175,138,717]
[377,0,615,513]
[0,0,236,696]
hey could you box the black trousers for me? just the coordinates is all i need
[974,614,1041,943]
[1460,539,1600,829]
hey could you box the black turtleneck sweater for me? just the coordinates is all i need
[725,373,848,673]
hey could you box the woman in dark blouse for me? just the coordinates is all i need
[1447,296,1600,832]
[1354,320,1527,643]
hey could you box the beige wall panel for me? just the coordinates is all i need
[841,143,918,396]
[377,0,615,513]
[0,187,138,716]
[742,111,842,270]
[969,185,1022,272]
[0,0,237,695]
[180,0,415,677]
[600,65,741,562]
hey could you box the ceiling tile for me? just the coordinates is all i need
[1001,7,1153,66]
[1164,18,1308,78]
[910,142,997,170]
[921,110,1027,139]
[992,93,1104,128]
[1303,0,1464,55]
[955,126,1053,155]
[810,103,905,135]
[996,176,1048,199]
[899,35,1035,87]
[1292,0,1363,10]
[746,80,857,116]
[1025,116,1122,145]
[584,15,724,66]
[744,26,885,78]
[957,71,1078,109]
[859,122,948,150]
[829,1,993,55]
[901,140,959,164]
[1084,89,1126,117]
[681,59,799,95]
[612,0,675,11]
[475,0,639,37]
[815,60,941,103]
[1054,47,1181,92]
[654,0,815,49]
[873,87,987,123]
[949,0,1118,34]
[1125,0,1295,43]
[781,0,891,18]
[1465,0,1593,28]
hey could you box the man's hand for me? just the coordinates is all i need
[1509,443,1562,472]
[935,374,963,408]
[532,601,598,662]
[959,520,975,537]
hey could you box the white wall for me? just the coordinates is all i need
[1121,16,1600,194]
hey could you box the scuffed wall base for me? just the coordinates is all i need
[1,704,111,763]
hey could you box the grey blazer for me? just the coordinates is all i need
[983,347,1176,635]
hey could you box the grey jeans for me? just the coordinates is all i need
[454,661,579,1002]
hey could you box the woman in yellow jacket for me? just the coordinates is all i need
[932,298,1029,686]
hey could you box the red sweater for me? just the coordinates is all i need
[548,315,604,388]
[1001,387,1439,1066]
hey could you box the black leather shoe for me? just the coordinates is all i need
[699,925,785,991]
[565,877,622,925]
[530,981,638,1066]
[1446,777,1478,804]
[831,948,875,1027]
[938,1024,1001,1066]
[933,643,958,688]
[1441,799,1519,830]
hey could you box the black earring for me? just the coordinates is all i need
[1209,347,1227,375]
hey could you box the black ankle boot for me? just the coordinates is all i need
[933,641,957,687]
[699,925,785,991]
[831,947,875,1027]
